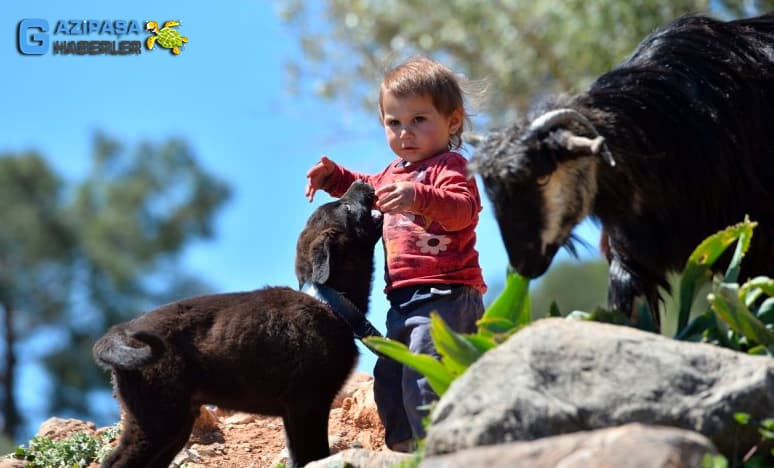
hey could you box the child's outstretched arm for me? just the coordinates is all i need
[305,155,337,202]
[306,155,377,201]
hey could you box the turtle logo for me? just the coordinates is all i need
[145,20,187,54]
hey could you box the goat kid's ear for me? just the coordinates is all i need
[309,229,335,283]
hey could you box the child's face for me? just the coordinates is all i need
[381,91,461,163]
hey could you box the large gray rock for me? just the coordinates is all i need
[421,423,718,468]
[305,448,412,468]
[425,318,774,458]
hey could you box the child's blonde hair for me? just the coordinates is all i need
[378,56,469,150]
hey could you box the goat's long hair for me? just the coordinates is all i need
[585,14,774,159]
[572,13,774,274]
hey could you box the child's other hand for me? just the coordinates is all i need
[305,155,336,202]
[375,182,415,213]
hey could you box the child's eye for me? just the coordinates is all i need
[387,119,400,127]
[413,116,426,124]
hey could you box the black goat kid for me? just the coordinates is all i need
[93,181,382,468]
[470,13,774,327]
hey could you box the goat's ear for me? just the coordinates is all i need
[554,130,616,166]
[463,132,486,148]
[309,229,335,283]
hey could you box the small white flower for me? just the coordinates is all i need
[415,234,451,255]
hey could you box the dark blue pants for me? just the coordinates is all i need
[373,284,484,448]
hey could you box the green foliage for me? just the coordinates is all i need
[0,135,230,438]
[677,218,754,331]
[365,334,455,395]
[365,217,773,404]
[703,453,730,468]
[13,424,119,468]
[673,218,774,355]
[526,260,609,320]
[275,0,774,125]
[733,412,774,463]
[561,218,774,352]
[364,270,530,395]
[702,412,774,467]
[390,448,424,468]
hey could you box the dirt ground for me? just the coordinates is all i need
[5,373,385,468]
[176,372,385,467]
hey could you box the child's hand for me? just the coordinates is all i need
[375,182,415,213]
[305,155,336,202]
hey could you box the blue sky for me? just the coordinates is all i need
[2,1,601,439]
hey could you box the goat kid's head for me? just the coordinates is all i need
[468,109,614,278]
[295,180,383,288]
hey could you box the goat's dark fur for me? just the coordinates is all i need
[93,181,382,468]
[470,13,774,326]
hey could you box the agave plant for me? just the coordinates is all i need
[364,216,774,396]
[675,217,774,355]
[363,267,530,395]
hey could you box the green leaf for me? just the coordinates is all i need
[742,456,767,468]
[633,301,658,332]
[709,281,774,347]
[740,277,774,309]
[701,453,729,468]
[677,218,757,332]
[734,412,752,425]
[476,316,517,335]
[746,345,771,356]
[675,312,718,342]
[723,218,754,284]
[755,298,774,322]
[464,333,497,353]
[363,336,454,395]
[429,312,486,375]
[483,267,530,326]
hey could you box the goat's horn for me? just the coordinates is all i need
[528,108,592,134]
[528,108,616,167]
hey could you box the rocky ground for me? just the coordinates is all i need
[2,373,385,468]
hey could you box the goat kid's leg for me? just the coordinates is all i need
[102,411,195,468]
[146,411,197,467]
[282,402,331,468]
[103,383,195,468]
[101,423,172,468]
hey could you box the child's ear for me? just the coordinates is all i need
[448,108,463,135]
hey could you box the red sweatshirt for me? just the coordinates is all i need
[323,151,487,294]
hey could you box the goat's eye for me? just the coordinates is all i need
[536,175,551,186]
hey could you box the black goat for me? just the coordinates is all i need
[93,181,382,468]
[469,13,774,327]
